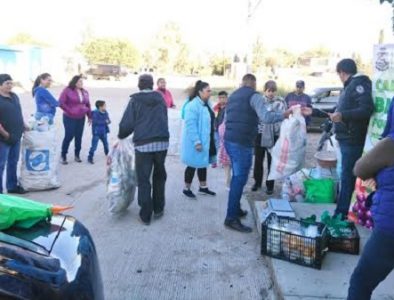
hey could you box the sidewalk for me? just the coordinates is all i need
[251,201,394,300]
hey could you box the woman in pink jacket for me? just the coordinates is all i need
[59,75,91,164]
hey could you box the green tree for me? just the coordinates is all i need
[302,46,331,58]
[80,38,140,68]
[209,54,231,76]
[150,22,191,74]
[7,33,49,47]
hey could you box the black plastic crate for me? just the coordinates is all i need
[261,214,329,269]
[328,222,360,255]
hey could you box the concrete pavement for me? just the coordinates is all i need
[15,87,275,300]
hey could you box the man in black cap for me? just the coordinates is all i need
[284,80,313,124]
[0,74,27,194]
[118,74,169,225]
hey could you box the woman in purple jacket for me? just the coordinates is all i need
[59,75,91,164]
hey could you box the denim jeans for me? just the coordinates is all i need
[135,150,168,221]
[335,142,364,216]
[61,115,85,158]
[88,133,109,159]
[0,141,21,193]
[224,141,253,220]
[348,229,394,300]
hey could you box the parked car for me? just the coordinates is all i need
[0,215,103,300]
[85,64,128,81]
[308,87,342,131]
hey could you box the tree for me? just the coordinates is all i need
[7,33,49,47]
[209,54,231,76]
[80,38,140,68]
[150,22,191,74]
[302,46,331,58]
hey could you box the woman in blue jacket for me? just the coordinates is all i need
[347,102,394,300]
[32,73,59,124]
[181,80,216,198]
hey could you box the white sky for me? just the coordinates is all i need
[1,0,393,60]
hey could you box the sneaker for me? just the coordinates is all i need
[224,218,252,233]
[154,211,164,219]
[88,157,94,164]
[183,189,196,198]
[266,189,274,196]
[8,186,27,195]
[198,187,216,196]
[75,156,82,163]
[138,213,151,225]
[61,157,68,165]
[251,185,261,192]
[239,209,248,218]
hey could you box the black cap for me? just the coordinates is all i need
[296,80,305,88]
[0,74,12,85]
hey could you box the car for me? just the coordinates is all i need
[0,215,103,300]
[85,64,128,81]
[308,87,342,131]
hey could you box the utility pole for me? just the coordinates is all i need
[246,0,262,70]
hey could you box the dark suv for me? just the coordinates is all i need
[0,215,103,300]
[85,64,128,80]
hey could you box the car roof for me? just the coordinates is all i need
[313,87,342,93]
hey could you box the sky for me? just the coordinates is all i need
[0,0,393,60]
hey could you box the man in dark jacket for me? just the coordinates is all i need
[118,74,169,225]
[0,74,27,194]
[329,59,374,218]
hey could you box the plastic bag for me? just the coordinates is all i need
[107,138,136,213]
[268,107,307,180]
[0,194,72,230]
[304,178,335,203]
[281,169,308,202]
[20,127,60,191]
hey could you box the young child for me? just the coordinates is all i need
[212,91,228,168]
[88,100,111,164]
[252,80,286,194]
[218,121,231,189]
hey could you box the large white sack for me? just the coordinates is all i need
[167,109,182,156]
[20,128,60,191]
[268,109,307,180]
[107,138,136,213]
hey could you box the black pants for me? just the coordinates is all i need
[348,229,394,300]
[184,167,207,184]
[135,150,167,221]
[61,115,85,158]
[253,145,274,190]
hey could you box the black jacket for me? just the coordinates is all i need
[334,74,374,145]
[118,90,169,145]
[0,93,24,145]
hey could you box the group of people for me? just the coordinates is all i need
[0,57,393,299]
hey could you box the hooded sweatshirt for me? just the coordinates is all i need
[118,90,169,145]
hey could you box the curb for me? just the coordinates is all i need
[247,197,284,300]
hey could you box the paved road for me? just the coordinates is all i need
[15,85,275,300]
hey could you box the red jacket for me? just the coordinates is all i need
[59,87,91,119]
[156,88,175,108]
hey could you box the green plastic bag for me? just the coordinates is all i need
[0,194,52,230]
[304,178,335,203]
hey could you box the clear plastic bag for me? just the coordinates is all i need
[107,138,136,213]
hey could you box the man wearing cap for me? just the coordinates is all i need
[118,74,169,225]
[0,74,27,194]
[284,80,313,124]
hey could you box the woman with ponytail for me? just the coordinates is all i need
[32,73,59,124]
[181,80,217,198]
